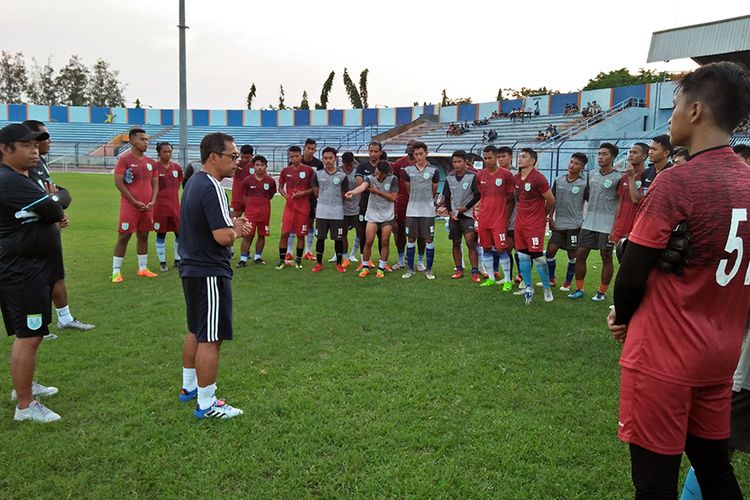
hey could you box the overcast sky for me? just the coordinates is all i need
[3,1,747,110]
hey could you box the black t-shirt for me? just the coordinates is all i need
[0,164,65,288]
[355,161,378,212]
[178,171,234,279]
[28,157,52,189]
[302,156,324,171]
[641,162,673,196]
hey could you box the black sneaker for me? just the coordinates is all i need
[160,262,168,272]
[237,260,247,268]
[254,258,265,265]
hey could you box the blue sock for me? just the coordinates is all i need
[499,252,511,282]
[406,242,416,271]
[546,257,557,282]
[426,243,435,270]
[518,252,533,288]
[534,256,551,288]
[565,259,576,284]
[398,251,405,266]
[156,236,166,263]
[492,250,500,274]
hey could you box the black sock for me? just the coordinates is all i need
[296,247,303,263]
[334,240,343,264]
[316,239,325,264]
[279,248,285,263]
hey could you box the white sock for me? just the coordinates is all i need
[182,368,197,391]
[254,253,262,260]
[482,251,495,280]
[499,252,512,282]
[239,254,249,262]
[305,233,314,253]
[137,254,148,271]
[174,239,180,261]
[56,305,73,325]
[197,383,217,410]
[378,259,387,270]
[350,236,359,258]
[155,238,166,263]
[286,233,296,255]
[112,256,123,274]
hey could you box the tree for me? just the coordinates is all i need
[441,89,448,107]
[278,84,286,110]
[26,57,59,105]
[359,69,369,108]
[0,51,28,104]
[497,88,503,102]
[583,67,672,90]
[56,55,90,106]
[440,89,471,106]
[88,59,125,107]
[508,86,559,98]
[316,71,335,109]
[299,90,310,110]
[246,82,256,109]
[134,99,141,109]
[342,68,363,109]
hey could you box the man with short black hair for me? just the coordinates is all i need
[22,120,94,334]
[609,143,648,250]
[335,151,359,267]
[153,141,183,272]
[178,132,251,419]
[230,144,253,218]
[311,147,348,273]
[569,142,620,301]
[237,155,276,266]
[642,135,673,196]
[301,138,324,261]
[353,141,383,267]
[391,140,422,270]
[443,150,480,280]
[111,128,159,282]
[276,146,314,269]
[0,123,68,422]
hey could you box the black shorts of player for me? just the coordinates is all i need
[578,229,613,250]
[309,196,317,220]
[182,276,233,343]
[448,217,476,241]
[315,218,344,241]
[507,229,515,239]
[548,229,580,251]
[343,214,359,231]
[405,216,435,241]
[730,388,750,454]
[0,285,52,338]
[367,219,394,232]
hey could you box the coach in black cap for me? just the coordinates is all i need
[0,123,68,423]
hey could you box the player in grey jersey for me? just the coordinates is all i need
[310,147,348,273]
[345,161,398,278]
[543,153,588,291]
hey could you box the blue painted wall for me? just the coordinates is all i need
[550,93,579,114]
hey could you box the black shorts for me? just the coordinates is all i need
[548,229,580,251]
[449,217,476,241]
[578,229,613,250]
[315,219,344,241]
[182,276,233,343]
[507,229,515,239]
[730,388,750,453]
[405,216,435,241]
[343,214,359,231]
[309,197,317,220]
[0,285,52,338]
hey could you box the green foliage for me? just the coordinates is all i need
[0,51,28,103]
[246,83,257,110]
[343,68,363,109]
[134,99,141,109]
[440,89,472,106]
[584,68,672,90]
[278,84,286,110]
[359,69,369,108]
[88,59,125,107]
[316,71,335,110]
[56,55,91,106]
[497,88,503,102]
[1,173,748,498]
[508,87,559,98]
[26,57,60,106]
[299,90,310,110]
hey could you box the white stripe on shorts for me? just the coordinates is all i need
[206,277,219,342]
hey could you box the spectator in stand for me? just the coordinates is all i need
[552,125,558,136]
[592,101,602,114]
[482,131,488,143]
[582,103,592,118]
[536,131,546,141]
[488,129,498,143]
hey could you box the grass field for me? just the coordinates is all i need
[1,172,747,499]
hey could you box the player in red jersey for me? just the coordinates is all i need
[476,145,515,290]
[275,145,314,269]
[111,128,159,282]
[237,155,276,267]
[609,143,647,251]
[513,148,555,304]
[608,62,750,498]
[230,144,253,217]
[153,142,183,272]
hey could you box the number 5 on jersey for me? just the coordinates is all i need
[716,208,750,286]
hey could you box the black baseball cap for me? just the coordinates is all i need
[0,123,50,144]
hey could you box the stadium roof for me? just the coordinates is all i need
[647,15,750,68]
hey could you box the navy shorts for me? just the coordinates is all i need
[182,276,233,343]
[1,285,52,338]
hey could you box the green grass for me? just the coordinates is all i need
[1,172,747,499]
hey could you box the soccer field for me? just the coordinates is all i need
[2,173,748,498]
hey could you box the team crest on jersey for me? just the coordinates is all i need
[604,179,613,188]
[26,314,42,331]
[121,222,129,231]
[423,172,431,179]
[495,178,503,187]
[635,180,642,189]
[300,171,306,179]
[249,168,255,175]
[263,183,269,190]
[571,186,580,194]
[385,182,391,190]
[172,170,178,178]
[524,182,531,192]
[146,163,153,171]
[462,182,469,189]
[154,222,160,230]
[333,177,341,185]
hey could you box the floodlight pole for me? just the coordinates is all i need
[178,0,188,167]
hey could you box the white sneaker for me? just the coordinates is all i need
[194,399,243,419]
[57,319,95,331]
[402,271,415,279]
[416,262,426,272]
[518,280,526,289]
[349,255,359,263]
[43,333,58,341]
[11,381,59,401]
[512,288,527,296]
[543,288,554,302]
[559,284,571,292]
[327,255,337,263]
[424,270,436,280]
[14,400,61,422]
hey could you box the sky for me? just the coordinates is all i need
[2,1,748,110]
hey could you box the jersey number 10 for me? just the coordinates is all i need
[716,208,750,287]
